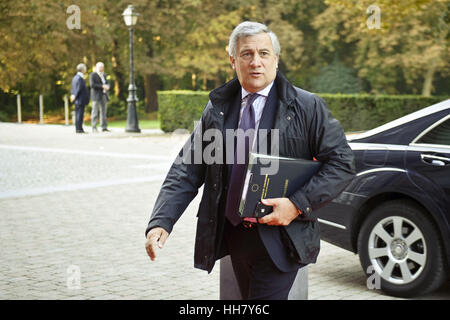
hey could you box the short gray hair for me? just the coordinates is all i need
[76,63,86,72]
[228,21,280,57]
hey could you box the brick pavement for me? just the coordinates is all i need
[0,123,448,300]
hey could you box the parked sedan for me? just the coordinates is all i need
[315,99,450,297]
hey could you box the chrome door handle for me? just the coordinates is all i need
[421,154,450,166]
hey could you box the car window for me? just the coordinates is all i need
[417,119,450,146]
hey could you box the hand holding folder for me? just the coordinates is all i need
[238,153,322,221]
[256,197,301,226]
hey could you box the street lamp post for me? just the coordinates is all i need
[123,5,141,133]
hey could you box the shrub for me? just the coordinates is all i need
[0,110,9,122]
[107,94,128,119]
[158,90,448,133]
[311,59,360,94]
[158,90,209,132]
[319,94,447,132]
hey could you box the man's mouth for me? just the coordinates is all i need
[250,72,263,77]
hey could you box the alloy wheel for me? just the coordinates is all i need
[368,215,427,285]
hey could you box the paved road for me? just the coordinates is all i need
[0,123,448,300]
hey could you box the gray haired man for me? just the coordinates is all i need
[145,21,355,300]
[89,62,110,132]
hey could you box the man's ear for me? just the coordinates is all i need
[230,56,236,70]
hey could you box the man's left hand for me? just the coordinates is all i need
[257,198,300,226]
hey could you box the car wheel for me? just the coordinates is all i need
[358,199,447,297]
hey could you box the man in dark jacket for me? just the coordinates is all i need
[145,21,355,300]
[70,63,90,133]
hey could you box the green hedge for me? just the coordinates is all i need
[319,94,448,132]
[158,90,448,133]
[158,90,210,132]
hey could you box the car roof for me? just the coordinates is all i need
[348,99,450,143]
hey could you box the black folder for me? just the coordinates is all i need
[238,153,322,218]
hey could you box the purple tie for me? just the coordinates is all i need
[225,93,258,226]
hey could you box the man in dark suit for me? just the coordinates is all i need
[70,63,90,133]
[145,21,355,299]
[89,62,110,132]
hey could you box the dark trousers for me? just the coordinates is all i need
[75,103,85,132]
[224,221,298,300]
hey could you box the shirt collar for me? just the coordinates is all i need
[241,81,274,101]
[77,72,84,78]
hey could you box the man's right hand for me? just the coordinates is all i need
[145,227,169,261]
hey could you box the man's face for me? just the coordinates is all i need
[97,64,104,73]
[230,33,279,93]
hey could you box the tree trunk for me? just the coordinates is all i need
[90,39,96,69]
[202,74,207,91]
[111,39,126,101]
[192,73,197,90]
[52,76,58,110]
[215,72,221,88]
[422,61,436,97]
[144,73,160,113]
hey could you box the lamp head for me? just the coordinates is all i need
[122,5,139,27]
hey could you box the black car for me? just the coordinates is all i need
[315,99,450,297]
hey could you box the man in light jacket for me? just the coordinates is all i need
[89,62,110,132]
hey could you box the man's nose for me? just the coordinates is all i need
[250,53,262,67]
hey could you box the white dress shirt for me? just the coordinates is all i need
[238,81,274,204]
[239,81,274,134]
[97,72,106,84]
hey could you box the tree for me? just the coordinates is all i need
[175,0,308,88]
[134,0,207,112]
[0,0,71,92]
[135,0,309,111]
[313,0,449,95]
[0,0,111,99]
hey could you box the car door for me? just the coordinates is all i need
[406,116,450,214]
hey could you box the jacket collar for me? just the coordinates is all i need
[209,77,240,112]
[274,70,298,106]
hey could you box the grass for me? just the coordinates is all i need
[15,118,161,130]
[13,110,161,130]
[108,119,160,129]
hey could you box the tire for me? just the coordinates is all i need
[357,199,447,298]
